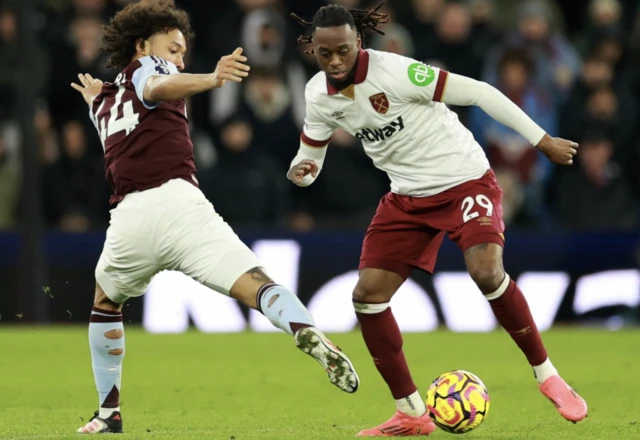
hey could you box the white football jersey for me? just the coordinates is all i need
[302,49,490,197]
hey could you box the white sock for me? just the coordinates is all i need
[533,358,558,384]
[89,308,124,419]
[257,284,315,335]
[396,390,426,417]
[99,407,119,419]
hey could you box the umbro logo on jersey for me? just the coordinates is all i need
[331,111,345,120]
[355,116,405,143]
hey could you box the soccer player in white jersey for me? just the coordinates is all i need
[69,1,359,434]
[289,2,587,436]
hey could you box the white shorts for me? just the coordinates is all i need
[95,178,262,303]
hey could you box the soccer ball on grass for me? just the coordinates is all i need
[425,370,490,434]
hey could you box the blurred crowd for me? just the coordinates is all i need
[1,0,640,232]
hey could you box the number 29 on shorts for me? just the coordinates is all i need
[461,195,494,223]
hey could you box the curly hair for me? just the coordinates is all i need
[291,1,390,55]
[102,0,194,71]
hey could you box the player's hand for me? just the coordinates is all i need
[212,47,250,88]
[70,73,104,105]
[287,160,318,184]
[535,134,579,166]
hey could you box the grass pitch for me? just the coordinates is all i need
[0,327,638,440]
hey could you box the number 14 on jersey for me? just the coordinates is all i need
[93,73,140,149]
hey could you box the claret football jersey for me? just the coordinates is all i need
[89,56,197,205]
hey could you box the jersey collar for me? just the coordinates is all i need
[326,49,369,96]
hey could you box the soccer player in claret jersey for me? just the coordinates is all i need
[70,1,359,434]
[289,2,587,436]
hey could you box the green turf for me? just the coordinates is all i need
[0,327,638,439]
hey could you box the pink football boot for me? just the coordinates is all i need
[539,375,588,423]
[357,410,436,437]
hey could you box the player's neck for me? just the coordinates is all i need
[131,53,145,65]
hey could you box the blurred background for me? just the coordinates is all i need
[0,0,639,330]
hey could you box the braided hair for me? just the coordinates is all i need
[291,1,390,55]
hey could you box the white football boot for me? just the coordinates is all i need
[294,326,360,393]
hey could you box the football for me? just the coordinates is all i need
[425,370,490,434]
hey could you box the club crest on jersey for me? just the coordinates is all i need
[369,93,389,114]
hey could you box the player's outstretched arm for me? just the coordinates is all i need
[440,73,577,165]
[144,48,250,102]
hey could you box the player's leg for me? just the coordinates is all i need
[78,283,126,434]
[465,243,553,372]
[355,193,439,437]
[78,203,158,434]
[167,194,358,393]
[354,269,435,437]
[464,243,587,422]
[464,243,549,370]
[451,171,587,422]
[229,266,315,334]
[353,269,421,413]
[229,265,359,394]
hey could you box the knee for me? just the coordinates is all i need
[352,284,372,304]
[352,269,404,308]
[468,264,505,294]
[352,279,392,305]
[94,284,122,312]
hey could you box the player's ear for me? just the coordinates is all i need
[356,35,362,49]
[135,38,149,56]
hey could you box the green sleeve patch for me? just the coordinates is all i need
[408,63,436,87]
